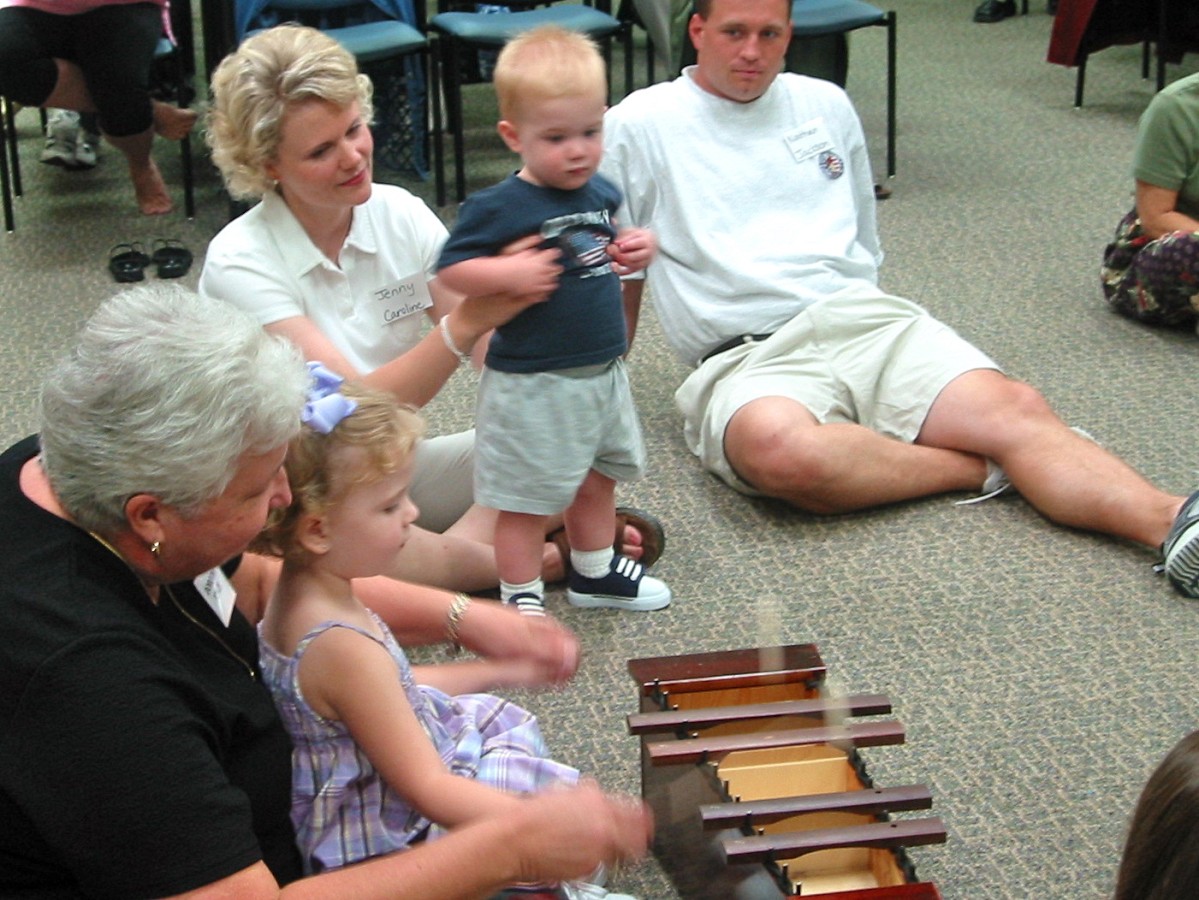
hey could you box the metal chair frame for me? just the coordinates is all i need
[790,0,897,180]
[428,0,629,206]
[0,35,194,233]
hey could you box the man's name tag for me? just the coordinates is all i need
[373,275,433,326]
[784,119,834,164]
[195,566,237,627]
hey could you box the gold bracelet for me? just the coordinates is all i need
[446,592,471,655]
[438,315,472,366]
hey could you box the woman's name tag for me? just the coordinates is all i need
[373,275,432,326]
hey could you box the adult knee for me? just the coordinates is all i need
[0,54,57,108]
[995,379,1055,424]
[725,417,837,511]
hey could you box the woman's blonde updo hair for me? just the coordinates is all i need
[206,24,374,200]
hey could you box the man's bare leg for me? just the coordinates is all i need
[919,369,1183,547]
[724,396,987,514]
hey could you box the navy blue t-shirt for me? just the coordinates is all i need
[437,173,628,373]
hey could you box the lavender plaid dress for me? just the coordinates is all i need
[259,613,579,874]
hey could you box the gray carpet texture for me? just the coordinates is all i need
[2,1,1198,897]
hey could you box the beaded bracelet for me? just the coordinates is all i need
[445,592,471,655]
[439,315,472,366]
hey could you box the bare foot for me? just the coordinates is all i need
[152,101,198,141]
[130,158,173,215]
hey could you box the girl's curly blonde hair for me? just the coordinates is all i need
[252,382,424,562]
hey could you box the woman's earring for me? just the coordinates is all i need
[150,541,161,557]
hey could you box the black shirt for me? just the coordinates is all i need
[0,436,302,898]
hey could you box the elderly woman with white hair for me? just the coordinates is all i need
[199,25,664,598]
[0,284,650,898]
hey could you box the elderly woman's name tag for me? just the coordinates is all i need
[373,275,432,327]
[195,566,237,627]
[784,118,834,165]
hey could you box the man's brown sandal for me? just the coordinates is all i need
[548,506,666,578]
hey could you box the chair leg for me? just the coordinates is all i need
[4,98,22,198]
[1074,54,1087,108]
[446,40,468,204]
[885,10,896,179]
[623,25,634,96]
[0,101,14,232]
[432,39,447,208]
[180,132,195,219]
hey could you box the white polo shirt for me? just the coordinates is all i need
[199,184,448,374]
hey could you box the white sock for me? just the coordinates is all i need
[501,577,543,603]
[571,547,614,580]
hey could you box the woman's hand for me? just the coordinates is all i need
[443,234,561,343]
[457,599,580,686]
[507,781,653,886]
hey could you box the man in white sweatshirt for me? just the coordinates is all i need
[599,0,1199,597]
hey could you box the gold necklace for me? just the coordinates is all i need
[164,584,257,681]
[87,530,257,681]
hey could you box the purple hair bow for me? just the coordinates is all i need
[302,361,357,434]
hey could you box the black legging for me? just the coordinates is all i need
[0,3,162,138]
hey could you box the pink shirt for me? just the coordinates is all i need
[0,0,166,16]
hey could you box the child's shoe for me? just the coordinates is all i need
[566,555,670,612]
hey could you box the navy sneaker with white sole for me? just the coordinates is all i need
[566,555,671,611]
[504,592,545,617]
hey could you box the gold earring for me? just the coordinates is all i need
[150,541,161,557]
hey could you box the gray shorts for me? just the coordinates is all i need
[475,359,647,515]
[674,289,1000,496]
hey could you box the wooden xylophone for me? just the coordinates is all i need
[627,644,946,899]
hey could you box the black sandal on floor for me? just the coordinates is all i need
[151,238,193,279]
[108,242,151,283]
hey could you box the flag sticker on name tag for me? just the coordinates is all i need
[784,118,834,164]
[373,274,433,326]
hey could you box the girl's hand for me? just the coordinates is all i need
[607,227,656,276]
[458,600,580,685]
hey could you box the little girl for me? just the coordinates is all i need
[255,366,631,898]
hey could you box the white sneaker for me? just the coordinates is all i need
[955,426,1095,506]
[562,883,638,900]
[40,110,79,168]
[73,130,99,169]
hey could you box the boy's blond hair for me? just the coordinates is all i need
[493,26,607,122]
[252,382,424,562]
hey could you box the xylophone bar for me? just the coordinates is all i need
[646,719,906,766]
[723,817,949,864]
[701,784,934,829]
[628,693,893,735]
[629,644,826,699]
